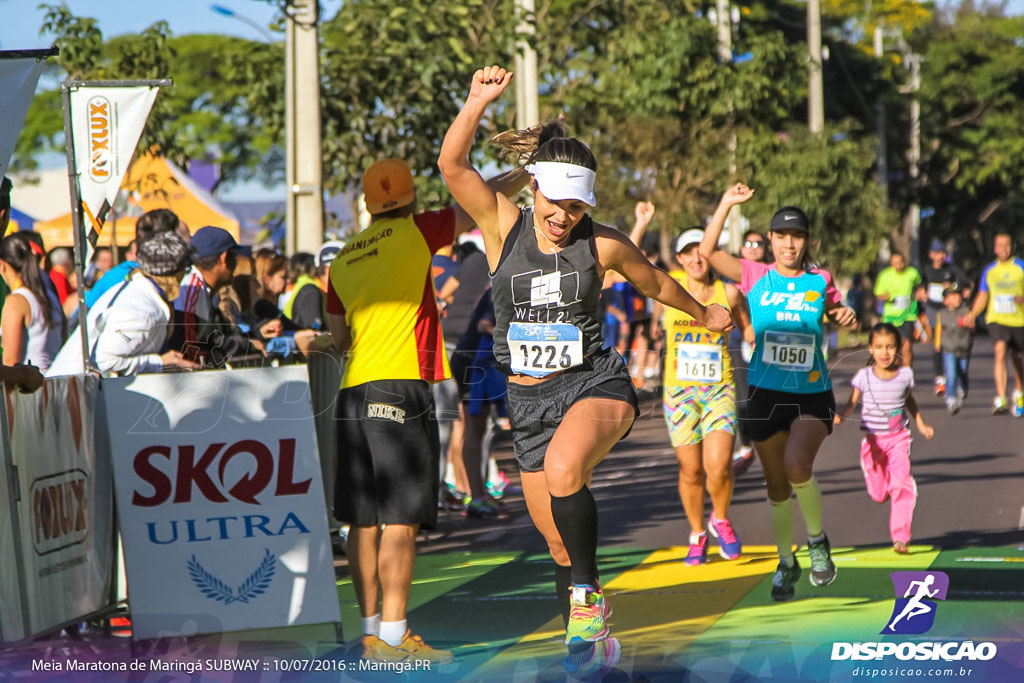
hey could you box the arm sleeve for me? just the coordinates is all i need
[414,207,457,254]
[92,309,164,375]
[739,259,770,295]
[819,269,843,306]
[905,367,916,390]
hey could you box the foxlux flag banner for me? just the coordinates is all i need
[0,57,45,179]
[69,85,158,261]
[104,366,341,640]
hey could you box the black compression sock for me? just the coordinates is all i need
[550,485,600,587]
[554,562,572,627]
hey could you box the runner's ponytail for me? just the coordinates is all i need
[491,120,597,171]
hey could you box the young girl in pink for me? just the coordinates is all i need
[835,322,934,553]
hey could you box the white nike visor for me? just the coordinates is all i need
[525,161,597,207]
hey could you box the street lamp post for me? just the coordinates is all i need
[209,4,274,42]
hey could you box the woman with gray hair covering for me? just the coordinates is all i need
[47,232,200,377]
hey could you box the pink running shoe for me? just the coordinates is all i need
[684,532,709,566]
[708,513,742,560]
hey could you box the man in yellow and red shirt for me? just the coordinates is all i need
[327,158,524,662]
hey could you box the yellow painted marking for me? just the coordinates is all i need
[472,545,782,675]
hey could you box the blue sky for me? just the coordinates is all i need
[0,0,288,48]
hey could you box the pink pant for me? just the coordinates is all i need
[860,429,917,544]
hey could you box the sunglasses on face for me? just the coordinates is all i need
[744,241,764,249]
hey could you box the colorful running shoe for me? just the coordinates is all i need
[807,534,838,586]
[487,470,521,498]
[361,634,382,660]
[708,513,742,560]
[1013,390,1024,417]
[993,396,1009,415]
[771,558,801,602]
[461,498,509,519]
[565,585,609,644]
[934,376,946,396]
[362,630,454,664]
[562,637,622,679]
[732,447,756,476]
[684,532,709,566]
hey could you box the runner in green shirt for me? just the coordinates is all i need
[875,252,925,368]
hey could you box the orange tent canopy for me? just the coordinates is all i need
[32,154,240,250]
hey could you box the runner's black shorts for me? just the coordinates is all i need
[334,379,440,528]
[505,349,639,472]
[987,323,1024,352]
[895,321,916,344]
[744,385,836,443]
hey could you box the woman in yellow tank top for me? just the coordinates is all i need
[651,228,752,565]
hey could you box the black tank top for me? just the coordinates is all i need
[491,209,604,374]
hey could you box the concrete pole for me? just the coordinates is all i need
[716,0,742,253]
[284,13,296,254]
[874,23,888,199]
[908,55,921,266]
[807,0,824,134]
[514,0,539,130]
[286,0,325,254]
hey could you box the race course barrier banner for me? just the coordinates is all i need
[6,375,114,639]
[104,366,341,640]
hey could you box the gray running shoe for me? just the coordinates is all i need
[771,558,801,602]
[807,534,838,586]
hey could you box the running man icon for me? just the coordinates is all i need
[888,575,938,630]
[882,571,950,635]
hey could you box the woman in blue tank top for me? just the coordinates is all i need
[439,65,733,663]
[699,184,857,603]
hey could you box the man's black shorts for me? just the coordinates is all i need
[334,379,440,528]
[744,385,836,443]
[987,323,1024,353]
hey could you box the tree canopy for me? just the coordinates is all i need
[12,0,1024,275]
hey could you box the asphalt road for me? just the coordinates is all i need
[407,335,1024,561]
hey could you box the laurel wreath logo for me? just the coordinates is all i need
[188,549,276,605]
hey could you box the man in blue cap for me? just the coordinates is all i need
[922,239,970,395]
[169,225,252,366]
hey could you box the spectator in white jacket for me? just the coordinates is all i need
[47,232,199,377]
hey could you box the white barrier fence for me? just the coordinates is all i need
[0,376,113,642]
[0,364,342,644]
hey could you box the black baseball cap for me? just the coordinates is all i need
[769,206,809,233]
[943,281,963,296]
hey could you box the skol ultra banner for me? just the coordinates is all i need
[7,376,114,638]
[68,84,158,261]
[104,366,341,640]
[0,55,46,179]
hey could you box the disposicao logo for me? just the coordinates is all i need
[831,571,998,662]
[883,570,948,635]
